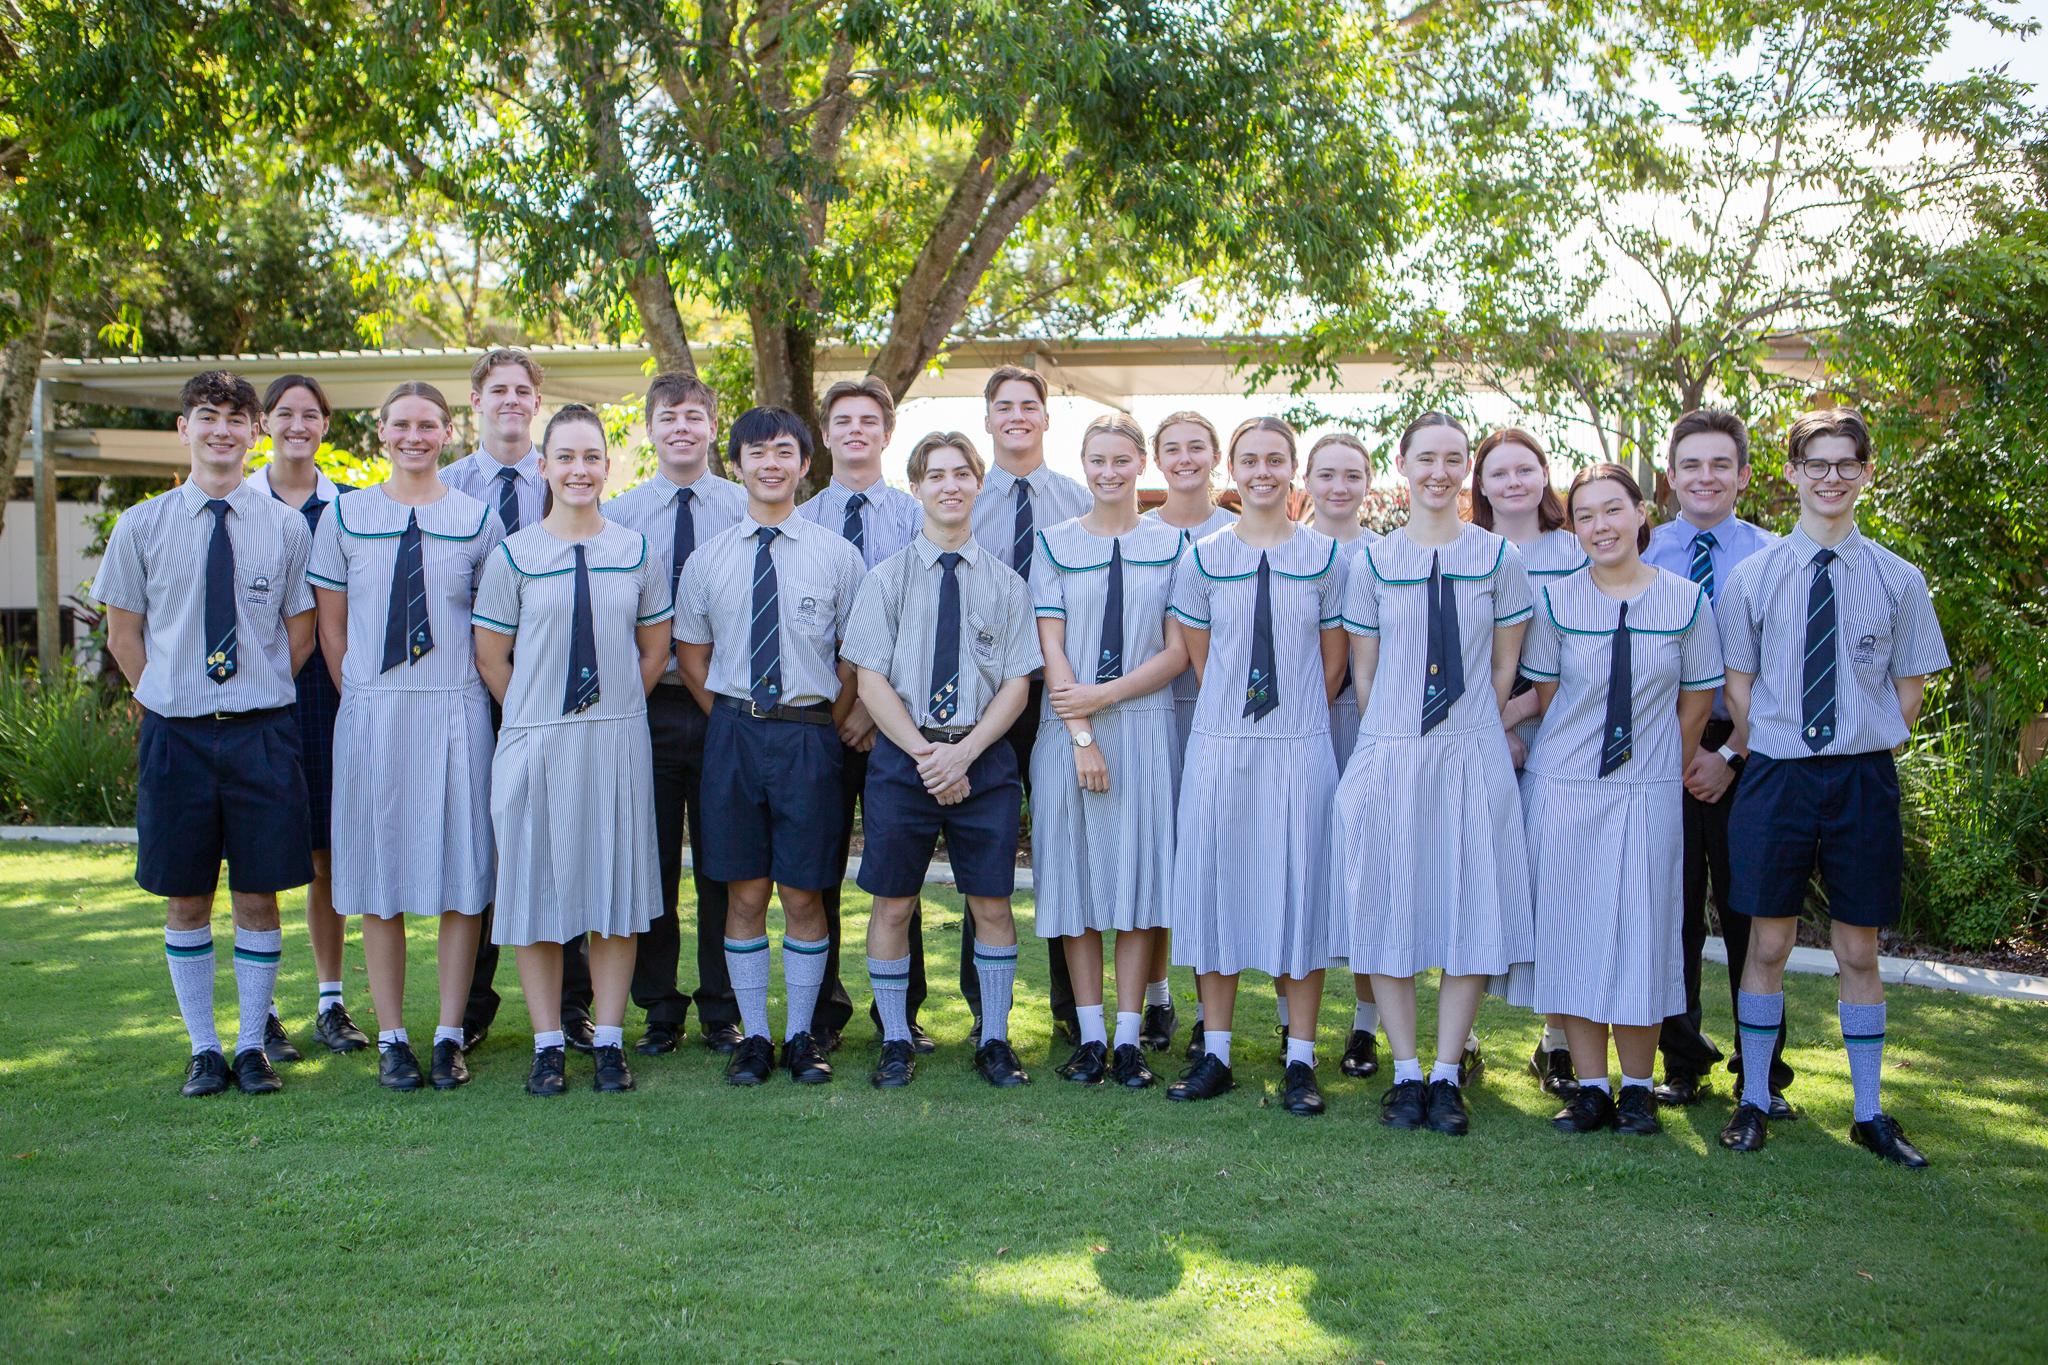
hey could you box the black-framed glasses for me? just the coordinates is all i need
[1795,457,1868,481]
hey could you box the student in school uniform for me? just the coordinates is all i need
[1030,413,1189,1089]
[844,432,1043,1089]
[94,371,317,1098]
[1641,409,1781,1110]
[968,364,1091,1044]
[797,377,933,1054]
[247,374,365,1061]
[601,372,749,1057]
[1333,412,1535,1138]
[443,347,595,1052]
[1141,411,1235,1058]
[673,406,865,1087]
[1717,408,1948,1166]
[1472,426,1589,1098]
[1165,417,1348,1118]
[471,405,675,1096]
[1519,464,1722,1136]
[309,382,503,1091]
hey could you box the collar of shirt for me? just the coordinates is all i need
[914,533,980,568]
[739,511,808,542]
[470,447,542,486]
[655,469,719,506]
[983,462,1049,498]
[1673,512,1734,546]
[1786,524,1864,571]
[176,477,264,519]
[247,463,342,507]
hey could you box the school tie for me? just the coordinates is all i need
[841,490,867,557]
[495,466,522,535]
[1421,551,1465,734]
[1096,540,1125,684]
[1802,547,1838,751]
[1243,551,1277,721]
[929,551,963,724]
[1689,530,1716,599]
[750,526,783,709]
[562,544,600,715]
[1598,601,1633,777]
[1012,479,1033,581]
[202,499,237,684]
[380,509,434,672]
[670,486,696,603]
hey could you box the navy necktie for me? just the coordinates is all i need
[929,551,963,724]
[1802,548,1838,751]
[750,526,783,709]
[380,509,434,672]
[1096,540,1125,684]
[1598,601,1633,777]
[1012,479,1033,581]
[842,491,867,557]
[203,499,238,684]
[1421,551,1465,734]
[671,486,696,603]
[563,544,600,715]
[495,466,522,536]
[1690,530,1717,599]
[1243,551,1277,721]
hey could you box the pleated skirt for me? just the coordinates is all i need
[330,687,495,919]
[1030,704,1178,937]
[1329,692,1360,775]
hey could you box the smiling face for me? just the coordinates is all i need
[1081,433,1144,510]
[379,396,451,477]
[1396,426,1470,514]
[1154,420,1219,494]
[1786,433,1868,522]
[542,416,610,511]
[179,402,259,478]
[650,398,715,482]
[983,378,1049,461]
[1479,441,1545,520]
[1570,476,1646,569]
[471,363,541,451]
[1307,444,1369,524]
[1668,430,1749,524]
[916,444,981,531]
[825,394,889,479]
[736,432,809,510]
[1230,430,1296,513]
[262,387,329,464]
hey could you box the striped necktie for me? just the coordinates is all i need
[563,544,601,715]
[1012,479,1033,581]
[1598,601,1633,776]
[1420,551,1464,733]
[750,527,783,708]
[1243,552,1277,721]
[1802,548,1838,751]
[203,499,238,684]
[1689,530,1717,599]
[380,509,434,672]
[670,486,696,603]
[929,552,963,723]
[1096,540,1125,683]
[495,466,522,535]
[842,490,867,556]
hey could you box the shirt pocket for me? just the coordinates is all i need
[1845,612,1893,684]
[235,549,288,617]
[783,578,839,638]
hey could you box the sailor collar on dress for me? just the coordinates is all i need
[496,519,648,576]
[1363,523,1507,584]
[331,485,493,540]
[247,462,343,508]
[1036,516,1182,572]
[1515,527,1590,578]
[1187,523,1338,581]
[1540,566,1705,636]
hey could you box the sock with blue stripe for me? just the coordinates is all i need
[724,936,772,1041]
[869,956,912,1043]
[780,935,830,1041]
[1737,990,1783,1111]
[1840,1000,1886,1122]
[165,927,221,1056]
[232,928,283,1055]
[974,942,1019,1044]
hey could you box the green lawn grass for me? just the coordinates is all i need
[2,843,2044,1364]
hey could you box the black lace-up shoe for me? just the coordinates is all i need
[1379,1078,1427,1129]
[1165,1053,1235,1102]
[1424,1079,1469,1135]
[1340,1029,1379,1078]
[1850,1113,1929,1168]
[1529,1044,1578,1097]
[181,1050,231,1098]
[1057,1040,1108,1084]
[262,1015,302,1064]
[1552,1085,1617,1133]
[634,1021,682,1055]
[1281,1062,1325,1116]
[1652,1070,1705,1106]
[1140,1002,1177,1052]
[377,1041,424,1092]
[593,1044,635,1092]
[1109,1043,1156,1088]
[1458,1042,1485,1087]
[1616,1084,1661,1135]
[316,1003,371,1053]
[781,1032,833,1084]
[232,1048,283,1096]
[974,1038,1031,1087]
[429,1039,470,1090]
[1719,1102,1768,1152]
[527,1045,567,1096]
[725,1035,775,1086]
[871,1039,916,1088]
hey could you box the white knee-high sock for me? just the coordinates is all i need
[780,935,830,1041]
[165,927,220,1056]
[974,943,1019,1043]
[232,928,282,1055]
[725,936,772,1040]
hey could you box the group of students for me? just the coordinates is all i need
[95,348,1948,1167]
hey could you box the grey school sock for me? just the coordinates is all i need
[974,942,1020,1044]
[1840,1000,1886,1122]
[869,955,912,1043]
[1737,990,1783,1111]
[780,935,830,1041]
[231,928,283,1055]
[165,927,221,1056]
[724,936,772,1040]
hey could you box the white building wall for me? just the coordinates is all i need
[0,501,106,610]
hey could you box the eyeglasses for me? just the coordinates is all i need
[1795,458,1868,481]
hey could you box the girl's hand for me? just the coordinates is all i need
[1074,742,1110,794]
[1050,681,1113,719]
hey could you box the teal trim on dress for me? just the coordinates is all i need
[471,611,516,632]
[1543,585,1704,637]
[1034,606,1067,617]
[1366,537,1508,585]
[500,534,649,578]
[305,571,345,591]
[1190,537,1338,582]
[1494,605,1535,625]
[334,499,492,542]
[1035,528,1178,572]
[1339,615,1379,634]
[1681,673,1727,689]
[1167,605,1210,628]
[1519,665,1560,680]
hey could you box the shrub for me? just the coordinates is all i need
[0,665,139,826]
[1898,699,2048,949]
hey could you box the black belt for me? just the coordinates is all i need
[158,705,293,725]
[1703,716,1735,749]
[714,695,833,726]
[920,727,974,745]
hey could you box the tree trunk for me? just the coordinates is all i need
[0,277,54,547]
[628,268,697,377]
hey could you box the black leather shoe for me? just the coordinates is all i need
[1425,1079,1469,1136]
[725,1035,775,1085]
[974,1038,1031,1087]
[1653,1070,1706,1106]
[1552,1085,1617,1133]
[1851,1113,1929,1168]
[1057,1040,1108,1084]
[378,1041,424,1091]
[1379,1078,1427,1129]
[461,1023,489,1053]
[593,1044,635,1092]
[782,1032,833,1084]
[1529,1045,1578,1097]
[1183,1023,1207,1064]
[1281,1062,1325,1116]
[700,1020,744,1054]
[1458,1042,1485,1087]
[181,1050,231,1098]
[1165,1053,1235,1102]
[316,1003,372,1053]
[908,1022,937,1055]
[871,1039,917,1088]
[262,1014,302,1064]
[817,1026,843,1055]
[1140,1002,1177,1052]
[634,1021,682,1055]
[429,1039,470,1090]
[1719,1101,1768,1151]
[1768,1092,1799,1121]
[232,1047,283,1095]
[1340,1029,1379,1078]
[1109,1043,1156,1088]
[1616,1084,1661,1136]
[562,1017,596,1055]
[527,1045,567,1096]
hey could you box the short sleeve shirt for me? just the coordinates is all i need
[1168,525,1346,741]
[799,479,923,572]
[972,462,1093,574]
[1031,516,1184,716]
[842,535,1042,728]
[1642,512,1775,721]
[602,471,749,678]
[441,448,546,533]
[672,513,865,705]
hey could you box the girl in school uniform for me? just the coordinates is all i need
[309,382,502,1091]
[1519,464,1721,1136]
[1166,417,1348,1117]
[1333,412,1535,1138]
[1472,426,1591,1097]
[471,405,674,1097]
[1031,414,1190,1090]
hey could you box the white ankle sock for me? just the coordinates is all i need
[1077,1004,1107,1047]
[535,1030,565,1051]
[1393,1056,1423,1083]
[318,981,344,1011]
[1429,1059,1462,1087]
[593,1025,624,1049]
[1144,979,1171,1007]
[1113,1011,1141,1048]
[1541,1024,1568,1052]
[433,1025,464,1047]
[1581,1076,1613,1094]
[1353,1001,1379,1033]
[1205,1030,1232,1066]
[1285,1036,1315,1068]
[378,1028,408,1052]
[1621,1073,1651,1091]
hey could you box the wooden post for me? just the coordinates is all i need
[30,378,59,676]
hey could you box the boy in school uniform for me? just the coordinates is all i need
[601,372,749,1056]
[967,364,1090,1043]
[845,432,1043,1089]
[1640,408,1784,1110]
[441,347,595,1051]
[673,406,866,1086]
[796,377,933,1052]
[94,371,318,1098]
[1717,407,1948,1166]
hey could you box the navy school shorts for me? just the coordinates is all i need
[699,702,844,890]
[856,733,1021,900]
[1726,750,1903,928]
[135,707,315,898]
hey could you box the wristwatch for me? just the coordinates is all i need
[1718,743,1747,772]
[1072,731,1095,749]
